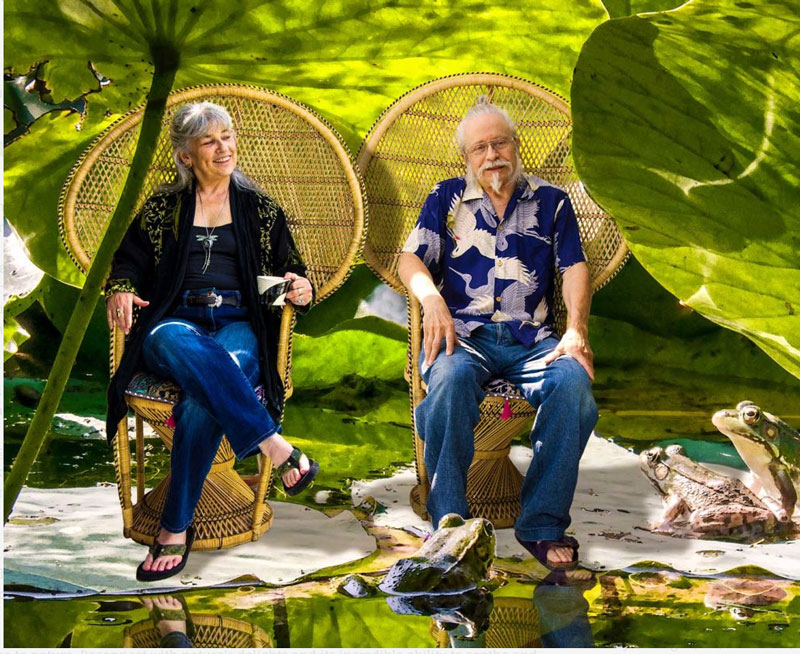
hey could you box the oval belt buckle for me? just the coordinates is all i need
[207,290,222,308]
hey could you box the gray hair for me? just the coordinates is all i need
[455,96,518,153]
[159,101,260,193]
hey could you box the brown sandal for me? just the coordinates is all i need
[516,534,580,571]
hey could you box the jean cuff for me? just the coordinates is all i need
[160,517,193,534]
[514,527,569,542]
[236,426,280,461]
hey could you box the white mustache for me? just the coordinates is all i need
[478,159,512,175]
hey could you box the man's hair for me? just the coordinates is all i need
[160,101,260,193]
[455,95,518,153]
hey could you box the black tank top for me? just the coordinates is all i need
[181,224,242,290]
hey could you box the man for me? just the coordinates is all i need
[397,97,597,570]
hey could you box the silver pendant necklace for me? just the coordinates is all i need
[196,187,229,275]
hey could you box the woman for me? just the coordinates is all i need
[105,101,318,582]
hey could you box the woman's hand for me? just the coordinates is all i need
[284,272,312,307]
[106,292,149,335]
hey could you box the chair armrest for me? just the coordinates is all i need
[277,304,296,402]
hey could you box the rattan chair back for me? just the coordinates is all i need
[60,84,366,305]
[358,73,626,302]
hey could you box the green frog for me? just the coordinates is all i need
[378,514,496,595]
[640,444,779,540]
[712,401,800,522]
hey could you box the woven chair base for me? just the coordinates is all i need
[123,614,273,648]
[129,472,274,551]
[411,395,533,529]
[430,597,540,648]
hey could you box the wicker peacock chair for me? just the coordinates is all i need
[430,596,541,648]
[358,73,627,528]
[59,84,366,550]
[123,611,273,648]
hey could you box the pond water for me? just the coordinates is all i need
[4,370,800,648]
[5,568,799,647]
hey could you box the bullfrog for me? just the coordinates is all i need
[640,444,779,540]
[712,401,800,522]
[378,514,496,595]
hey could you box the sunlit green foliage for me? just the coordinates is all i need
[572,0,800,378]
[4,0,608,287]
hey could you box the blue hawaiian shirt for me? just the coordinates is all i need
[402,174,586,347]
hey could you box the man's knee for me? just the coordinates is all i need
[425,352,483,397]
[544,358,597,418]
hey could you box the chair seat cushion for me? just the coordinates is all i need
[125,372,268,407]
[483,378,524,399]
[125,372,180,404]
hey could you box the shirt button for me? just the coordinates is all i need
[496,296,502,302]
[532,321,541,327]
[497,260,503,267]
[498,224,504,231]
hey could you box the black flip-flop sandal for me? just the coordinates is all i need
[136,526,196,582]
[274,446,319,497]
[146,594,196,642]
[515,534,580,571]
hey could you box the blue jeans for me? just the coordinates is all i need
[141,289,279,533]
[415,323,597,541]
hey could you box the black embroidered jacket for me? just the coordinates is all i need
[104,181,310,443]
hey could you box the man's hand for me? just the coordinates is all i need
[106,292,149,335]
[543,327,594,381]
[421,295,459,366]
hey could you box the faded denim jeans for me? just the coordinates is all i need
[141,289,279,533]
[415,322,598,541]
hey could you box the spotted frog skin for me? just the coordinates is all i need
[641,444,779,540]
[712,401,800,522]
[378,514,496,595]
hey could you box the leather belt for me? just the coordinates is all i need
[184,291,240,308]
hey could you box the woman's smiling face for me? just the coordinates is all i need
[181,122,237,185]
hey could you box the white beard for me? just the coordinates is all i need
[488,171,503,194]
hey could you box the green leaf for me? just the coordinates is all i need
[572,0,800,379]
[4,316,30,361]
[292,316,406,388]
[602,0,686,19]
[4,0,609,284]
[295,264,381,336]
[38,275,110,371]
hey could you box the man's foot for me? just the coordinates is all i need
[259,434,312,489]
[515,535,580,571]
[140,528,186,574]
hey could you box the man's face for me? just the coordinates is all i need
[462,113,517,194]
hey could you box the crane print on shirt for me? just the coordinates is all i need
[403,175,585,347]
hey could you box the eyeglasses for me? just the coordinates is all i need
[466,137,514,157]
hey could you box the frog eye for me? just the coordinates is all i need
[741,405,761,425]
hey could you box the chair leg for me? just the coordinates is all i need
[135,414,145,504]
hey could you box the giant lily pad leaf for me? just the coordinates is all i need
[601,0,687,18]
[572,0,800,379]
[4,0,608,286]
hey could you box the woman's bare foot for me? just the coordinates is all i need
[141,528,186,573]
[259,433,310,489]
[142,596,187,636]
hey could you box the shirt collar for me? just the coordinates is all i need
[463,174,539,202]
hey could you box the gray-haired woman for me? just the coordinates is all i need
[105,101,318,582]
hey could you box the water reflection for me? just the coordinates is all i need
[387,588,493,644]
[123,594,271,648]
[534,570,596,648]
[386,570,596,648]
